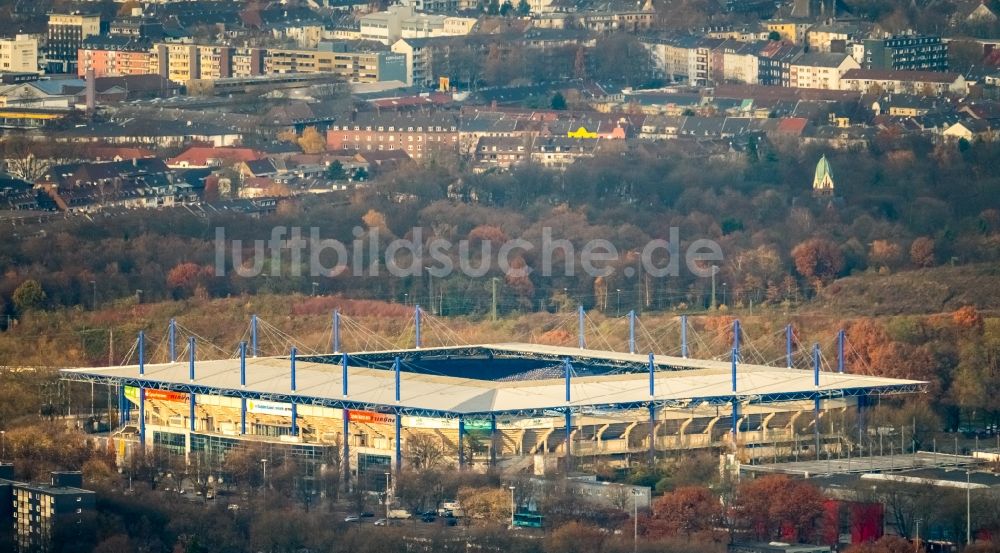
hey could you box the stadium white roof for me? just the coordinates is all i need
[60,343,924,417]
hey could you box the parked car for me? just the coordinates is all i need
[374,518,388,526]
[361,512,375,518]
[344,515,361,523]
[420,514,436,523]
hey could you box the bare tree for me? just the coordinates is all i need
[406,432,448,471]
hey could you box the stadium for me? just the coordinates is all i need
[59,308,926,489]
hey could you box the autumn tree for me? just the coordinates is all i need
[12,279,46,312]
[647,486,722,540]
[457,486,510,525]
[869,240,902,272]
[732,475,825,542]
[298,126,327,154]
[952,305,983,333]
[544,521,606,553]
[166,262,210,298]
[909,237,935,268]
[951,319,1000,422]
[791,238,844,286]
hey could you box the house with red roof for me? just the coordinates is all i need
[166,146,264,169]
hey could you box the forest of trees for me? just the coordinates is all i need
[3,133,1000,319]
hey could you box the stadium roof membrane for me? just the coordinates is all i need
[60,343,925,418]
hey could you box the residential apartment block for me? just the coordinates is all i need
[78,36,153,78]
[327,113,459,160]
[862,35,948,72]
[0,465,96,553]
[46,13,102,73]
[789,52,859,90]
[79,41,400,84]
[265,46,406,83]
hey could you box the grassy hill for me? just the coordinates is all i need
[818,263,1000,316]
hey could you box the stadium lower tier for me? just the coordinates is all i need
[111,390,856,480]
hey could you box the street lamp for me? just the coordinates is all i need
[967,469,972,544]
[616,289,622,316]
[260,458,268,497]
[90,280,97,310]
[425,267,434,314]
[632,489,642,553]
[509,485,516,528]
[384,472,392,520]
[1,430,5,460]
[710,265,718,310]
[722,282,727,307]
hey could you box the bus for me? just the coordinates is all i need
[513,512,543,528]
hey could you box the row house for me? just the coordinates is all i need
[472,136,532,172]
[458,112,528,154]
[757,41,802,87]
[326,113,459,160]
[764,20,813,44]
[472,134,605,171]
[35,158,189,212]
[643,36,804,87]
[717,40,761,84]
[531,136,600,169]
[638,115,686,138]
[840,69,968,96]
[533,0,656,33]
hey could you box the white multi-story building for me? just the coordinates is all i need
[789,52,859,90]
[361,5,475,45]
[0,34,39,74]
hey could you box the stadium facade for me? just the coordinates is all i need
[59,311,926,487]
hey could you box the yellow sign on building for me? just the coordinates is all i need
[439,76,450,92]
[567,126,598,139]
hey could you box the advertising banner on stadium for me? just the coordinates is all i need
[496,416,555,430]
[247,399,293,416]
[346,409,395,424]
[124,386,189,403]
[402,417,492,430]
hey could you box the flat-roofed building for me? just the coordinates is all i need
[46,13,102,73]
[0,35,38,75]
[77,36,152,78]
[0,465,97,553]
[789,52,859,90]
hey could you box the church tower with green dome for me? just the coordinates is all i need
[812,154,835,196]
